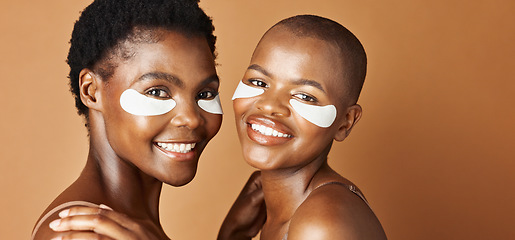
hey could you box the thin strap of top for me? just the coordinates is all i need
[31,201,100,240]
[282,182,372,240]
[313,181,371,208]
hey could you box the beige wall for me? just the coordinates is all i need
[1,0,514,239]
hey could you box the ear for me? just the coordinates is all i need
[79,69,103,112]
[334,104,362,142]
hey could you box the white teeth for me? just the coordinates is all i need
[272,130,279,137]
[250,124,291,138]
[156,142,196,153]
[265,127,273,136]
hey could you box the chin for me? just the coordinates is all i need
[160,166,198,187]
[241,144,281,170]
[244,155,278,171]
[165,173,196,187]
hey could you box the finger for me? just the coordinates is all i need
[59,205,110,218]
[49,215,136,240]
[52,231,115,240]
[88,206,144,233]
[247,201,267,237]
[242,171,262,194]
[245,179,264,210]
[58,205,146,238]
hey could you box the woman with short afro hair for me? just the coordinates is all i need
[32,0,265,239]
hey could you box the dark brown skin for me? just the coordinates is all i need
[218,171,267,240]
[233,26,387,239]
[33,29,233,239]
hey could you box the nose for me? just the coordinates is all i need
[169,101,203,129]
[254,91,290,117]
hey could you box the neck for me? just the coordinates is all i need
[261,155,330,223]
[77,116,163,223]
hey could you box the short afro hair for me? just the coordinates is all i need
[270,15,367,104]
[67,0,216,118]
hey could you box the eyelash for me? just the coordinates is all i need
[197,90,217,100]
[145,88,170,98]
[248,79,268,88]
[293,93,318,103]
[247,79,319,103]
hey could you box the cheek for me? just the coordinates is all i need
[203,113,223,138]
[294,116,337,153]
[117,117,165,145]
[102,115,157,162]
[232,98,253,118]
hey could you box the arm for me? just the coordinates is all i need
[45,172,266,240]
[218,171,266,240]
[47,205,166,240]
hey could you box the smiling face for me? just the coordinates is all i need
[94,29,221,186]
[233,27,359,171]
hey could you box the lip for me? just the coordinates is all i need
[153,141,198,162]
[245,115,293,146]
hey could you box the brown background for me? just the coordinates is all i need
[1,0,514,239]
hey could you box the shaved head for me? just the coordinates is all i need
[263,15,367,103]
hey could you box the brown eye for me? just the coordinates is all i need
[146,89,170,98]
[197,91,216,100]
[293,93,317,103]
[249,79,268,88]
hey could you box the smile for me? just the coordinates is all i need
[250,124,291,138]
[156,142,196,153]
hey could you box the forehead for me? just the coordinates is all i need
[251,29,346,88]
[107,29,216,85]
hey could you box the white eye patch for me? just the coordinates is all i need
[232,81,264,100]
[198,94,223,114]
[289,99,337,128]
[120,89,176,116]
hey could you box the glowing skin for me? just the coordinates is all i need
[289,99,336,128]
[198,94,223,114]
[232,80,264,100]
[120,89,176,116]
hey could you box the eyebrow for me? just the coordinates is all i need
[247,64,272,78]
[137,72,220,89]
[200,74,220,87]
[291,78,326,93]
[247,64,325,93]
[137,72,184,88]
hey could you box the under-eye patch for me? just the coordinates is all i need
[289,99,337,128]
[198,94,223,114]
[232,81,265,100]
[120,89,176,116]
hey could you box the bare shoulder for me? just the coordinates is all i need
[32,209,62,240]
[288,184,387,240]
[33,199,102,239]
[32,180,102,240]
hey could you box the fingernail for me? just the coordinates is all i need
[51,236,62,240]
[99,204,113,210]
[58,209,69,218]
[49,219,61,229]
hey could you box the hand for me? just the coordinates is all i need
[218,171,267,240]
[49,205,166,240]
